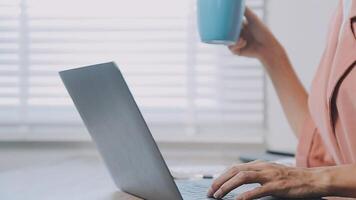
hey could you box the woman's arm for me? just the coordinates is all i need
[322,164,356,197]
[259,46,309,137]
[207,161,356,199]
[231,8,308,136]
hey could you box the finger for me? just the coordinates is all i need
[232,48,243,56]
[229,41,246,54]
[235,38,247,48]
[236,184,275,200]
[229,24,248,52]
[207,161,263,197]
[229,41,248,56]
[235,38,244,46]
[213,171,261,199]
[229,39,247,53]
[229,46,244,56]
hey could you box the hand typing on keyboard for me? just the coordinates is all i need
[206,160,328,200]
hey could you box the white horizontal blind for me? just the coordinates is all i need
[0,0,265,139]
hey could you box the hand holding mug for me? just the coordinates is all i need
[229,7,284,62]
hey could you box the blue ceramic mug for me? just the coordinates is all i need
[197,0,245,45]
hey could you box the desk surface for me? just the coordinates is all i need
[0,156,142,200]
[0,143,236,200]
[0,148,324,200]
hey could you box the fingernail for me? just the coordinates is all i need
[213,189,223,199]
[236,39,244,46]
[207,187,213,197]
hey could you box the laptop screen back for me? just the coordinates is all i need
[59,62,182,200]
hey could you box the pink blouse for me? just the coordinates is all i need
[296,0,356,167]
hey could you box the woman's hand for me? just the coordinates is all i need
[230,7,284,63]
[207,160,330,200]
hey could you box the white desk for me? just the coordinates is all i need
[0,156,142,200]
[0,142,232,200]
[0,143,320,200]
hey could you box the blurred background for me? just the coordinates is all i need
[0,0,337,176]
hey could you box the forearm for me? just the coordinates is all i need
[259,45,308,137]
[229,7,308,137]
[318,165,356,197]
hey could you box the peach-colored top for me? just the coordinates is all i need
[296,0,356,167]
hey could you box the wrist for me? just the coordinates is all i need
[258,42,289,70]
[258,42,286,66]
[309,167,333,196]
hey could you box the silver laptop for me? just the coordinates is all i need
[59,62,272,200]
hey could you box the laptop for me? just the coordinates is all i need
[59,62,273,200]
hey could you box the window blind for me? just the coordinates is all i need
[0,0,266,140]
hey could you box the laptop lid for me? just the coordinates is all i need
[59,62,182,200]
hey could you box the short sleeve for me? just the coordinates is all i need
[296,114,335,168]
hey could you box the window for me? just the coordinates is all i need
[0,0,266,141]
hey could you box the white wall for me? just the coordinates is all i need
[264,0,338,153]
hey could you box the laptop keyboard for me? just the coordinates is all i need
[176,179,237,200]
